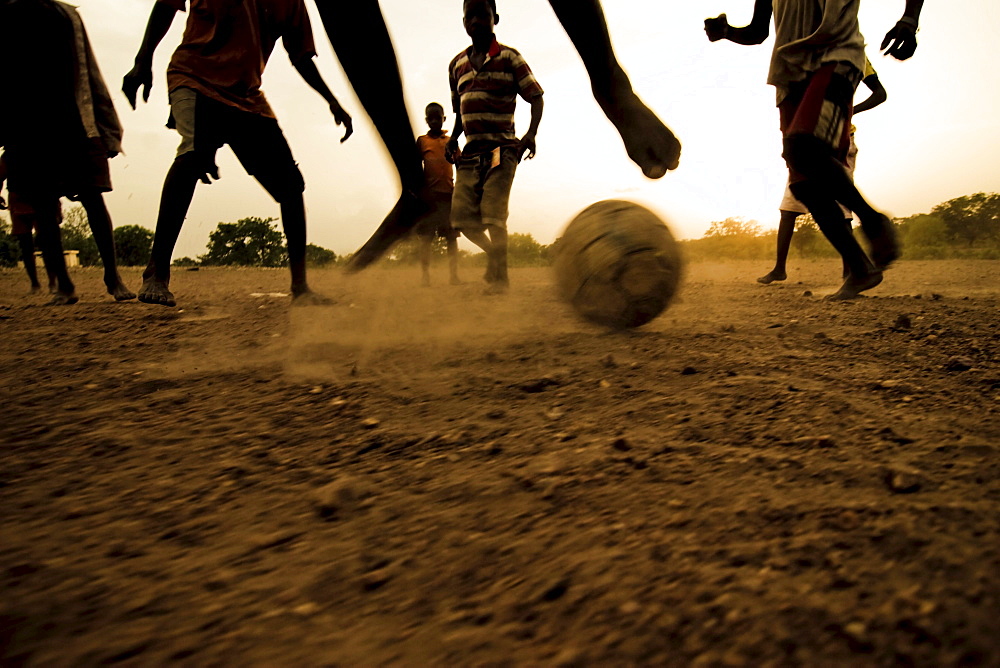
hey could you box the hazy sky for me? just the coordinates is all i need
[13,0,1000,258]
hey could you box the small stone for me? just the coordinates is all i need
[793,435,835,448]
[720,324,736,333]
[328,397,348,408]
[611,437,631,452]
[944,356,973,372]
[544,407,565,420]
[680,366,697,375]
[360,417,380,429]
[598,379,611,389]
[893,314,912,330]
[312,477,368,519]
[483,441,503,456]
[83,383,99,390]
[309,385,323,394]
[802,290,813,297]
[293,602,319,616]
[884,466,925,494]
[485,408,506,419]
[601,354,617,368]
[619,600,641,615]
[360,567,393,592]
[814,332,828,340]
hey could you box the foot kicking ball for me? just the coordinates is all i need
[553,200,682,329]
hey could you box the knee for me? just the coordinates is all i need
[262,165,305,204]
[174,150,217,179]
[788,179,820,207]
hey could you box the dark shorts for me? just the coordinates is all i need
[169,87,304,202]
[8,188,63,235]
[4,136,111,201]
[779,62,861,183]
[415,191,458,239]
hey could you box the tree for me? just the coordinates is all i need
[172,256,200,267]
[113,225,154,266]
[200,217,287,267]
[900,214,948,248]
[507,232,547,266]
[59,205,100,266]
[931,193,1000,247]
[705,217,762,238]
[305,243,337,267]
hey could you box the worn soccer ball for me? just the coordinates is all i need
[553,200,682,329]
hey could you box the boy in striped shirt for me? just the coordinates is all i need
[446,0,544,294]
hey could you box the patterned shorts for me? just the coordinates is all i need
[779,61,861,181]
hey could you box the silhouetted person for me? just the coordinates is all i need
[1,154,57,294]
[759,58,887,285]
[706,0,923,300]
[311,0,682,271]
[415,103,462,287]
[123,0,352,307]
[0,0,135,305]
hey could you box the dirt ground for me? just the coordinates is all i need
[1,259,998,666]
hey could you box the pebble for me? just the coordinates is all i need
[312,477,368,519]
[883,466,925,494]
[802,290,813,297]
[793,435,835,448]
[611,437,631,452]
[360,417,380,429]
[308,385,323,394]
[360,567,393,592]
[944,356,973,372]
[601,354,617,368]
[893,314,912,330]
[680,366,698,375]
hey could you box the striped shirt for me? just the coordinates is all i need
[449,39,543,156]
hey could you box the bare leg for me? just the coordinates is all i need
[547,0,681,178]
[78,193,136,301]
[139,154,202,307]
[791,183,880,300]
[34,216,77,305]
[280,196,334,306]
[758,210,798,284]
[447,237,461,285]
[484,225,509,294]
[15,232,42,293]
[785,135,899,269]
[419,236,432,286]
[313,0,424,271]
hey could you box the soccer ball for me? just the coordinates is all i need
[553,200,682,329]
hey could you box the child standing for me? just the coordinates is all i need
[415,103,462,287]
[706,0,923,300]
[0,0,135,305]
[446,0,544,294]
[123,0,352,307]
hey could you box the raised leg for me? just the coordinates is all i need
[313,0,424,270]
[547,0,681,177]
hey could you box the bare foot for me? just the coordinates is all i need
[106,274,137,301]
[757,270,787,285]
[30,284,42,295]
[48,290,79,306]
[346,191,425,272]
[861,213,902,270]
[597,88,681,179]
[292,289,336,306]
[824,271,883,301]
[138,278,176,307]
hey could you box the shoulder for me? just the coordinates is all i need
[496,43,527,61]
[450,50,470,69]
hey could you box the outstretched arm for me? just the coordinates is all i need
[292,59,353,142]
[122,2,178,109]
[705,0,772,45]
[546,0,680,177]
[882,0,923,60]
[853,73,887,114]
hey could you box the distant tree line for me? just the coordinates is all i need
[4,192,995,270]
[682,192,1000,261]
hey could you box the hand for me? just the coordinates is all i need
[122,60,153,109]
[445,137,460,164]
[0,194,6,211]
[704,13,730,42]
[517,133,536,162]
[329,100,353,142]
[881,20,918,60]
[198,162,220,185]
